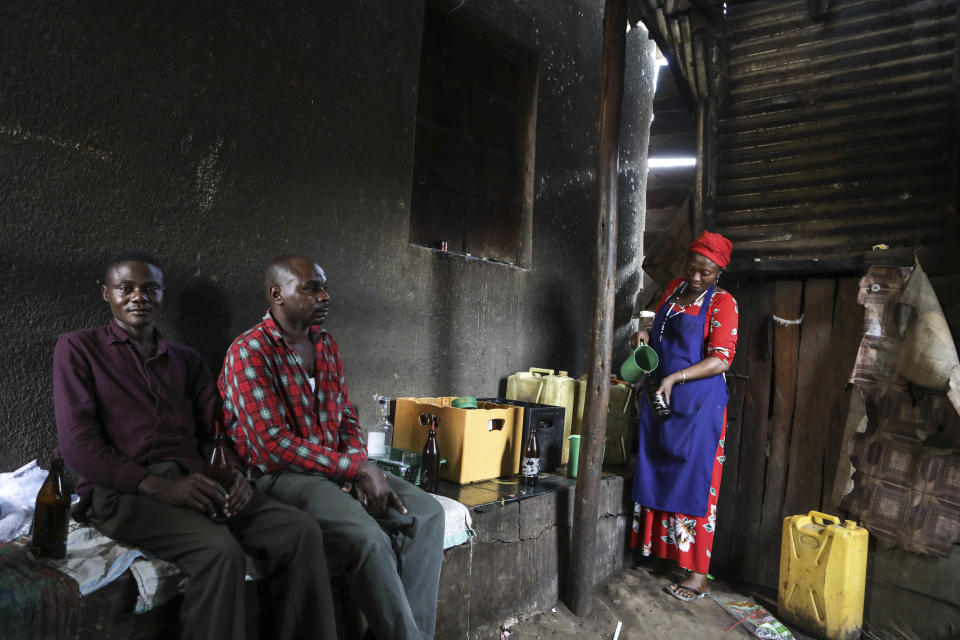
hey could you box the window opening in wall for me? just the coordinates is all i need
[649,51,696,171]
[644,45,699,285]
[409,4,538,267]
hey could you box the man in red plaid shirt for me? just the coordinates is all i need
[219,255,444,640]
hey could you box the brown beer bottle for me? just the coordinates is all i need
[32,457,70,559]
[646,380,672,421]
[521,426,540,486]
[419,416,440,494]
[204,415,233,521]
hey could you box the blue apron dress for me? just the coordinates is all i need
[632,284,728,518]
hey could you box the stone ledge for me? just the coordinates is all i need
[435,471,632,639]
[74,470,633,639]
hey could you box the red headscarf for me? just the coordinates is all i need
[688,231,733,268]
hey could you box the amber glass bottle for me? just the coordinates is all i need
[419,416,440,494]
[32,457,70,559]
[205,416,233,521]
[646,380,672,421]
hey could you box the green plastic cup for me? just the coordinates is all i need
[567,435,604,478]
[567,435,581,478]
[619,344,659,383]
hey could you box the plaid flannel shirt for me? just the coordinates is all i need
[219,312,367,480]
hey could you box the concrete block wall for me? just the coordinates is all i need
[0,0,655,474]
[435,475,630,638]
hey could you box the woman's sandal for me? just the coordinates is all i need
[663,583,709,602]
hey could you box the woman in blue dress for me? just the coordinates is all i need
[630,231,738,602]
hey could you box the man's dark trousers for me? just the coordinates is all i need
[86,462,337,640]
[256,471,444,640]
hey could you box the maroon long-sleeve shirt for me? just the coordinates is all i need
[53,320,241,517]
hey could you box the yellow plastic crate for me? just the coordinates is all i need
[393,397,523,484]
[779,511,868,640]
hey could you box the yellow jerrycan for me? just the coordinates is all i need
[506,368,576,463]
[572,375,635,465]
[779,511,868,640]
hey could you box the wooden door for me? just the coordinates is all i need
[710,276,863,588]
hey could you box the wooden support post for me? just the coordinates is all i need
[565,0,626,618]
[693,99,707,235]
[694,78,718,235]
[951,3,960,217]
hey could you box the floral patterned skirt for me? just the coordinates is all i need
[630,423,726,575]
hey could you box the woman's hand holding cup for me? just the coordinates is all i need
[630,330,650,348]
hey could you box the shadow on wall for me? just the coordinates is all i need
[171,281,234,376]
[543,277,582,375]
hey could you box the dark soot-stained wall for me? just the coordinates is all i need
[0,1,654,472]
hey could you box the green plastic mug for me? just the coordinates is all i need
[619,344,659,384]
[568,435,581,478]
[567,435,604,478]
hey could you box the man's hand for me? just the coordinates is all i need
[138,473,227,518]
[223,469,253,519]
[340,480,369,511]
[343,461,407,516]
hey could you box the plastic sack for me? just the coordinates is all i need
[0,460,49,541]
[715,598,794,640]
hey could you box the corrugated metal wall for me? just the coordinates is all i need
[714,0,959,271]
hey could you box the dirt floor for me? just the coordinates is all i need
[502,564,816,640]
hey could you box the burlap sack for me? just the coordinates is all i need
[894,264,960,405]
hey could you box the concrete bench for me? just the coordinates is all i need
[74,471,631,639]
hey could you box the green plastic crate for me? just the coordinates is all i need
[373,447,444,486]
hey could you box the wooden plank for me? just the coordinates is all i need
[656,8,674,53]
[710,277,774,579]
[718,91,950,141]
[712,193,945,225]
[752,279,802,588]
[709,277,752,578]
[694,30,709,99]
[781,279,837,520]
[951,2,960,216]
[704,92,720,227]
[730,280,775,583]
[679,16,698,97]
[829,389,866,512]
[823,277,864,512]
[693,101,707,236]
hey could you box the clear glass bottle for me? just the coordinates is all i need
[366,395,393,459]
[521,426,540,486]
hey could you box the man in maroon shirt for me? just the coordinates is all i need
[53,250,337,640]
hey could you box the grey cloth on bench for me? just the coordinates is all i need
[21,470,473,619]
